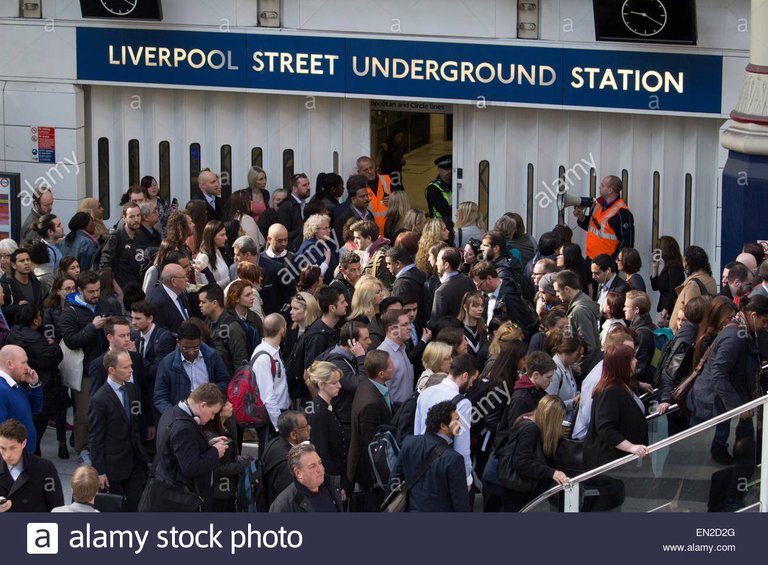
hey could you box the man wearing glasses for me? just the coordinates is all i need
[147,263,193,336]
[153,320,230,416]
[278,173,311,252]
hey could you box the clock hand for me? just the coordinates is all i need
[643,14,664,27]
[120,0,136,5]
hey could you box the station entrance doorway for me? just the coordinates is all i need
[370,101,453,212]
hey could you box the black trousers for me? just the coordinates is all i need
[107,462,148,512]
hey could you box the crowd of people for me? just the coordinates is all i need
[0,158,766,514]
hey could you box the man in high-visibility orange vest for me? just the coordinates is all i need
[357,156,392,235]
[574,175,635,260]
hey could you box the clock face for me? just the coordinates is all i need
[621,0,668,37]
[100,0,138,16]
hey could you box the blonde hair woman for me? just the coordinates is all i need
[297,213,335,284]
[454,201,486,248]
[457,291,488,356]
[281,291,320,363]
[416,341,453,392]
[402,208,426,234]
[306,361,347,483]
[348,276,385,324]
[384,190,411,241]
[415,218,449,273]
[503,395,570,511]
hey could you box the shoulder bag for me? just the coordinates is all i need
[670,340,715,411]
[380,442,448,512]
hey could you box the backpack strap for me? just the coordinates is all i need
[691,277,709,297]
[250,350,277,379]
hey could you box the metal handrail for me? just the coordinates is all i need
[521,393,768,512]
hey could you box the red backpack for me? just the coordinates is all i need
[227,351,275,429]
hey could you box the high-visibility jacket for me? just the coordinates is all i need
[368,175,391,234]
[585,198,627,259]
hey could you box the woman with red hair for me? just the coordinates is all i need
[584,344,649,470]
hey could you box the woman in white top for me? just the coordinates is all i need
[195,220,231,288]
[546,333,584,424]
[225,189,265,251]
[600,291,627,347]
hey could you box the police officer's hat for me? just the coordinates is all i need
[434,154,452,169]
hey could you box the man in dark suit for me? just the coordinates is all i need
[259,224,298,315]
[88,316,155,443]
[387,246,429,331]
[392,400,470,512]
[147,263,192,336]
[0,418,64,512]
[591,253,628,306]
[471,262,538,338]
[348,350,394,499]
[332,175,373,246]
[260,410,311,510]
[430,247,475,327]
[278,173,311,252]
[153,383,227,511]
[88,349,148,511]
[153,321,230,415]
[192,168,225,224]
[130,300,176,387]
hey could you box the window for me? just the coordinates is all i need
[159,141,170,202]
[189,143,201,200]
[652,171,661,247]
[220,144,232,200]
[251,147,263,168]
[589,167,597,200]
[128,139,140,187]
[282,149,295,190]
[333,151,339,174]
[97,137,110,220]
[526,163,534,234]
[684,173,693,249]
[478,160,489,229]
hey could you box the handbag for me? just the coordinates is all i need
[497,421,538,493]
[94,490,126,512]
[670,338,715,410]
[137,478,203,512]
[58,340,85,391]
[380,442,448,512]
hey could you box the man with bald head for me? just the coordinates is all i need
[252,313,290,446]
[259,223,298,315]
[146,263,192,336]
[194,168,225,223]
[0,345,43,454]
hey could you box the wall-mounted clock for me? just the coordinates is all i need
[593,0,696,44]
[80,0,162,20]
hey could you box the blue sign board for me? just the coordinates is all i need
[76,27,723,114]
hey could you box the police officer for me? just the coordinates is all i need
[574,175,634,260]
[425,154,453,232]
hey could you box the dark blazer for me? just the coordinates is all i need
[192,189,224,223]
[258,252,298,315]
[332,200,373,245]
[88,350,154,431]
[147,284,191,336]
[277,195,305,252]
[348,378,393,486]
[391,266,429,330]
[584,384,648,469]
[392,433,470,512]
[650,264,686,314]
[137,325,176,386]
[261,436,294,507]
[153,343,230,415]
[155,405,219,508]
[0,451,64,512]
[430,272,476,326]
[269,476,344,512]
[594,274,629,301]
[88,381,148,480]
[308,396,346,479]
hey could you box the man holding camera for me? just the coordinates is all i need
[573,175,634,260]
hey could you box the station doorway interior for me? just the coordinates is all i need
[370,103,452,211]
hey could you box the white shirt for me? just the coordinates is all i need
[572,360,603,440]
[251,341,289,431]
[0,369,16,389]
[486,285,501,327]
[414,378,473,486]
[597,274,618,309]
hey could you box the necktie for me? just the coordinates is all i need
[139,337,145,357]
[410,324,418,346]
[119,385,131,419]
[177,295,189,320]
[300,201,306,220]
